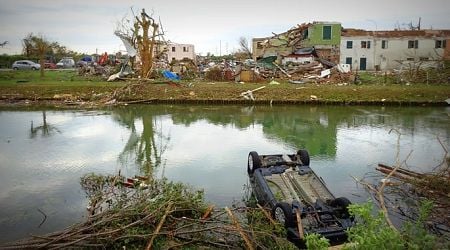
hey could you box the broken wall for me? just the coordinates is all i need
[444,39,450,60]
[302,23,341,48]
[252,37,293,60]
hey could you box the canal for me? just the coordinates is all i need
[0,104,449,242]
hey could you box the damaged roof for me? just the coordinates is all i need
[342,29,450,38]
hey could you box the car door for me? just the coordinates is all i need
[19,61,28,69]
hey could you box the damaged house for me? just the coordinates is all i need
[340,29,450,71]
[166,43,196,62]
[252,22,341,64]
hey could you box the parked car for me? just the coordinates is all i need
[247,150,354,248]
[12,60,41,70]
[44,62,57,69]
[56,57,75,68]
[76,56,95,67]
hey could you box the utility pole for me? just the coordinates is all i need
[219,40,222,56]
[367,19,378,71]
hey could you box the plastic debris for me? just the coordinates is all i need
[162,70,180,81]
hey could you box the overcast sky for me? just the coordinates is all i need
[0,0,449,56]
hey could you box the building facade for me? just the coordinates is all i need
[252,22,341,63]
[166,43,195,62]
[340,29,450,71]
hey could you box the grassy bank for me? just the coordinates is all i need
[0,70,449,105]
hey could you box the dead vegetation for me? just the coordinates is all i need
[0,174,295,249]
[353,130,450,240]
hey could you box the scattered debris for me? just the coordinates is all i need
[162,70,180,81]
[240,86,266,101]
[0,173,295,249]
[269,80,280,85]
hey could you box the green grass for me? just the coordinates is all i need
[0,70,119,86]
[0,70,449,104]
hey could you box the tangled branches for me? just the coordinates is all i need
[352,130,450,240]
[1,174,294,249]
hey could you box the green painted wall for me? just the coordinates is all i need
[304,23,341,47]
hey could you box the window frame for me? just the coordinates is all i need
[435,40,447,48]
[408,40,418,49]
[361,41,371,49]
[346,41,353,49]
[345,57,352,65]
[322,25,332,40]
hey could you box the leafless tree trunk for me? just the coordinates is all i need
[238,37,252,59]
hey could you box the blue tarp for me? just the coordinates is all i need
[81,56,93,62]
[162,70,180,80]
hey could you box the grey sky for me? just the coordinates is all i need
[0,0,449,55]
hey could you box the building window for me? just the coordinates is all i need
[256,42,263,49]
[303,29,309,39]
[408,40,418,49]
[420,57,429,61]
[435,40,447,48]
[361,41,371,48]
[322,25,332,40]
[172,47,176,52]
[183,46,188,52]
[345,57,352,65]
[346,41,353,49]
[381,40,388,49]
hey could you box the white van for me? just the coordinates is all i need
[56,57,75,68]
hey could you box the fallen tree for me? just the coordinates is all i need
[0,173,294,249]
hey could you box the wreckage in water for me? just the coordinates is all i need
[247,150,355,248]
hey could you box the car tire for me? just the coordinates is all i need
[272,202,295,228]
[247,151,262,175]
[330,197,352,219]
[31,67,37,70]
[13,67,18,70]
[297,149,310,166]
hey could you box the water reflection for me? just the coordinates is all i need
[0,105,449,243]
[30,111,60,138]
[112,107,170,176]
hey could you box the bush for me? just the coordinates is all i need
[205,66,224,81]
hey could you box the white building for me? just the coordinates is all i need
[166,43,195,62]
[340,29,450,71]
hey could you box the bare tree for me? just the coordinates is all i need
[238,36,252,59]
[115,8,166,78]
[0,41,8,48]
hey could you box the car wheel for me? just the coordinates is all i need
[31,67,37,70]
[13,67,18,70]
[272,202,295,227]
[330,197,352,219]
[247,151,262,175]
[297,149,310,166]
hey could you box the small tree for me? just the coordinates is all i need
[22,33,53,77]
[238,36,252,59]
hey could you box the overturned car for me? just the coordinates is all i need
[247,150,354,248]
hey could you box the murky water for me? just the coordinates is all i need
[0,104,449,243]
